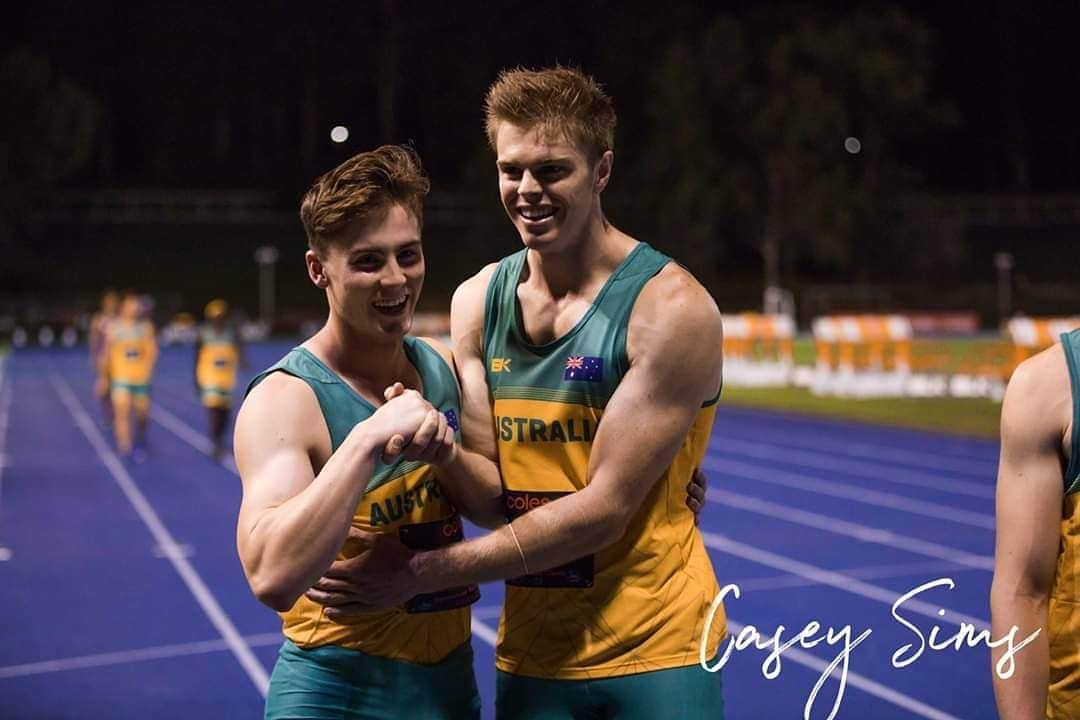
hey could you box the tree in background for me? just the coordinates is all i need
[626,5,955,297]
[0,46,101,289]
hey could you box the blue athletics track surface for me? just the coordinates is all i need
[0,343,1001,719]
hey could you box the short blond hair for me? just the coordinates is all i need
[300,145,430,253]
[484,66,616,161]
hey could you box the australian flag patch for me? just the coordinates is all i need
[444,409,460,432]
[564,355,603,382]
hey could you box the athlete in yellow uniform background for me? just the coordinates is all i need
[195,299,245,460]
[106,290,158,462]
[89,289,120,427]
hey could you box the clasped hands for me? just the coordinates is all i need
[305,382,454,617]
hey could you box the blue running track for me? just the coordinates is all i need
[0,344,1001,719]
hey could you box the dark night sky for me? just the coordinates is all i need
[7,0,1080,195]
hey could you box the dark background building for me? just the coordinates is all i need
[3,1,1078,331]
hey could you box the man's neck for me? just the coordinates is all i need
[525,215,636,299]
[306,315,414,402]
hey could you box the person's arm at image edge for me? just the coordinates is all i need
[990,349,1068,719]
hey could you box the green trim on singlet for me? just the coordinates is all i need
[246,336,461,495]
[1061,330,1080,495]
[110,381,151,396]
[492,385,603,408]
[482,242,672,407]
[702,384,722,408]
[199,325,236,345]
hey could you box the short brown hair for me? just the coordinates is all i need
[484,66,616,161]
[300,145,430,253]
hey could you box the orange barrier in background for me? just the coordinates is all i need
[812,314,912,373]
[1006,316,1080,372]
[722,313,794,364]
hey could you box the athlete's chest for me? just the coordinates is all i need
[516,288,594,346]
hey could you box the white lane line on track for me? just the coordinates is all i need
[473,584,961,719]
[712,415,998,476]
[0,633,282,679]
[714,437,994,499]
[471,618,499,648]
[0,356,12,562]
[152,375,957,719]
[51,374,270,698]
[701,530,989,630]
[710,488,994,571]
[149,369,965,718]
[703,456,996,530]
[151,403,240,474]
[729,559,975,593]
[723,620,961,720]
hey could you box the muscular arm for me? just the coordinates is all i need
[991,347,1070,719]
[410,266,723,590]
[235,373,426,611]
[425,267,506,528]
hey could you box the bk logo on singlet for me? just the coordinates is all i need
[491,357,512,373]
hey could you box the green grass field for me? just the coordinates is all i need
[720,385,1001,439]
[725,337,1004,440]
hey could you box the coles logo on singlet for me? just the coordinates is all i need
[399,513,480,613]
[504,490,594,588]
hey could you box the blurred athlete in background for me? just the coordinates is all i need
[106,290,158,462]
[194,298,246,460]
[89,289,120,427]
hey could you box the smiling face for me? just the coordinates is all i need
[308,203,424,343]
[495,122,612,254]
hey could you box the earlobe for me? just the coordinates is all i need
[596,150,614,192]
[306,250,328,288]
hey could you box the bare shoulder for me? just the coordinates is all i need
[627,263,723,396]
[637,263,722,334]
[1002,343,1070,452]
[629,262,723,352]
[451,262,500,350]
[451,263,500,317]
[235,371,326,456]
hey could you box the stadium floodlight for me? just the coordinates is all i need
[330,125,349,144]
[254,245,280,332]
[995,251,1014,324]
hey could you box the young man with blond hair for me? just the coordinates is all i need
[992,328,1080,719]
[321,67,727,719]
[234,145,503,719]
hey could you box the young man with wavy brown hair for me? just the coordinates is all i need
[234,145,497,719]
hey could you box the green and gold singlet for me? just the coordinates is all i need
[483,242,726,680]
[248,337,479,664]
[1049,328,1080,718]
